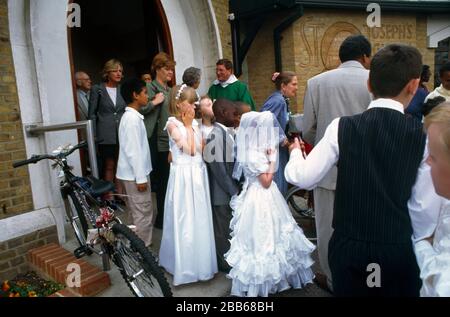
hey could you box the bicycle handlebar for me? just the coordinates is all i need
[64,140,88,157]
[12,141,88,168]
[12,155,47,168]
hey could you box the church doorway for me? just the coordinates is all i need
[69,0,173,85]
[68,0,173,174]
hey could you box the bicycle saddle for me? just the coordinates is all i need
[87,176,115,197]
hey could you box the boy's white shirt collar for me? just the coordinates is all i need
[125,106,144,120]
[436,84,450,97]
[216,122,231,131]
[367,98,405,114]
[213,74,238,88]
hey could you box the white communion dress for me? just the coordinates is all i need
[225,150,316,297]
[159,117,218,286]
[415,198,450,296]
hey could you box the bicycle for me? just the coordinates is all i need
[13,141,172,297]
[285,186,317,242]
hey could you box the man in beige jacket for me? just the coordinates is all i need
[301,35,372,291]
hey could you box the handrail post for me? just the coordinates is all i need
[85,120,99,178]
[24,120,99,178]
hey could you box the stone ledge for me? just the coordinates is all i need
[0,208,56,242]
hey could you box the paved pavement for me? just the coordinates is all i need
[62,194,332,298]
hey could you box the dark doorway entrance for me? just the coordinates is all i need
[68,0,173,175]
[70,0,173,83]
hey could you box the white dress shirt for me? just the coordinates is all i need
[201,124,214,140]
[414,198,450,296]
[216,122,235,144]
[106,87,117,106]
[116,107,152,184]
[285,98,441,241]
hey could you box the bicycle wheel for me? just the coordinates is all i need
[285,186,317,242]
[285,186,315,218]
[66,190,90,248]
[112,224,172,297]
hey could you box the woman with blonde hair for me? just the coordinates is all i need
[415,102,450,296]
[88,59,126,200]
[159,84,218,285]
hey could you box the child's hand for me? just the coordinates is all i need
[181,108,195,127]
[266,148,277,162]
[152,92,165,106]
[281,138,290,148]
[136,183,148,192]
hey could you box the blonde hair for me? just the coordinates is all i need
[102,59,123,82]
[199,95,212,107]
[169,85,198,118]
[424,102,450,158]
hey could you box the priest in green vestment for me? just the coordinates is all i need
[207,59,256,111]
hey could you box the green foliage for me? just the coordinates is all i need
[1,271,64,297]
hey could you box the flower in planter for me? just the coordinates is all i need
[1,272,64,297]
[1,281,10,292]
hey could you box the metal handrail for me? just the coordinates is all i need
[25,120,99,178]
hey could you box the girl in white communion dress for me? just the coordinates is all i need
[225,111,315,297]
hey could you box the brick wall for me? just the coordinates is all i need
[245,12,300,111]
[0,226,58,281]
[244,8,436,113]
[416,15,436,91]
[0,0,33,220]
[211,0,232,60]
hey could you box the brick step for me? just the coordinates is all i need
[26,243,111,297]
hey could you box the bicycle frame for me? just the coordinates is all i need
[12,143,173,297]
[51,152,122,272]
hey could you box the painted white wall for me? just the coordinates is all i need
[8,0,80,243]
[161,0,221,95]
[427,15,450,48]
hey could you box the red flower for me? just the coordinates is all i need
[1,281,10,292]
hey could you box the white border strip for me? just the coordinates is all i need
[207,0,223,59]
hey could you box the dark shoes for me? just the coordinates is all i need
[314,272,333,294]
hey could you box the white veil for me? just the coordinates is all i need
[232,111,286,180]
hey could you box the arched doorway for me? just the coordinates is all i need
[68,0,174,174]
[69,0,173,84]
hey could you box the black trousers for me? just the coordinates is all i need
[148,135,158,193]
[211,205,233,273]
[328,232,421,297]
[154,151,170,228]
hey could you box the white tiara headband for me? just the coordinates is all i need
[175,83,188,100]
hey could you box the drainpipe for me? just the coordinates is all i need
[229,13,242,77]
[274,5,304,72]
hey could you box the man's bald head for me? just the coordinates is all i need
[75,71,92,92]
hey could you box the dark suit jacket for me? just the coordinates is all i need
[88,83,126,145]
[204,124,239,206]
